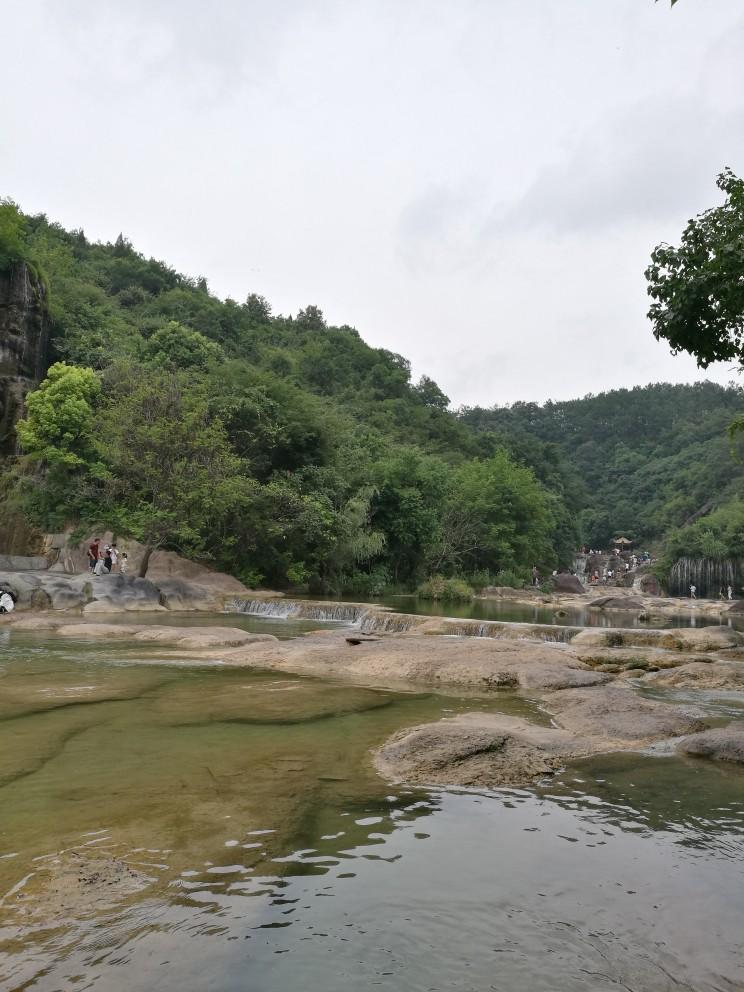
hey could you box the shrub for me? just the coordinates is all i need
[416,575,474,602]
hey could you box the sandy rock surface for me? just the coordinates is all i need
[229,630,612,691]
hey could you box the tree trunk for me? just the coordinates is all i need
[139,545,155,578]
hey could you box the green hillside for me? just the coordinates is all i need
[460,382,744,551]
[0,203,576,591]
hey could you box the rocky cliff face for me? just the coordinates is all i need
[0,263,49,456]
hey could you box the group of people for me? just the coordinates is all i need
[689,584,735,600]
[88,538,128,576]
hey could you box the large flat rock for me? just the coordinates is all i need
[571,625,742,653]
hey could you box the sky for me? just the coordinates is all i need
[3,0,744,407]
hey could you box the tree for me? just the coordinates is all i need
[414,375,450,410]
[646,169,744,368]
[145,321,224,370]
[96,367,247,576]
[0,199,28,271]
[16,363,101,468]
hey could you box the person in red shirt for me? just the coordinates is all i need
[88,539,101,572]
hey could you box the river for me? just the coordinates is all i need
[1,627,743,991]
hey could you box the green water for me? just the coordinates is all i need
[1,630,743,991]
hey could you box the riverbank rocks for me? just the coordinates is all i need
[677,723,744,765]
[0,568,250,614]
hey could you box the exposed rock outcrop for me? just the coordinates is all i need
[0,568,251,613]
[0,262,49,456]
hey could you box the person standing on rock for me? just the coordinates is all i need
[728,585,734,600]
[103,546,113,573]
[120,552,129,575]
[88,538,100,572]
[0,590,15,613]
[532,566,539,587]
[690,584,697,599]
[110,544,119,573]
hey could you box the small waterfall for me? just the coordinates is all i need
[668,558,743,598]
[229,598,371,623]
[359,611,422,634]
[442,619,580,644]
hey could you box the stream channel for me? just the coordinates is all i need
[1,619,743,991]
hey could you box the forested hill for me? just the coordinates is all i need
[460,382,744,549]
[0,203,577,591]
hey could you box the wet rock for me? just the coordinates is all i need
[549,687,708,745]
[678,723,744,765]
[374,714,579,788]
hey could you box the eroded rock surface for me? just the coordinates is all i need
[374,714,579,787]
[678,723,744,765]
[643,662,744,690]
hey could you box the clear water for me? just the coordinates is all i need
[1,632,743,991]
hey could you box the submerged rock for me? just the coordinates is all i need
[678,723,744,765]
[54,622,278,650]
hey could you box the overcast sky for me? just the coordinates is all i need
[3,0,744,407]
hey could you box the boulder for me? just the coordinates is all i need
[81,575,165,613]
[374,713,579,788]
[678,723,744,765]
[552,573,585,594]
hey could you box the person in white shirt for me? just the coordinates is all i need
[0,591,15,613]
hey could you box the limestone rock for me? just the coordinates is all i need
[374,714,579,788]
[570,625,741,653]
[549,686,708,745]
[678,723,744,765]
[643,662,744,690]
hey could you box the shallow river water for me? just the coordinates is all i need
[1,627,744,991]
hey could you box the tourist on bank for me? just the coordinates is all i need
[103,546,113,573]
[120,552,129,575]
[110,544,119,572]
[88,538,100,572]
[532,566,539,587]
[728,585,734,601]
[0,590,15,613]
[690,584,697,599]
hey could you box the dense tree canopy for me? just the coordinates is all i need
[1,205,574,589]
